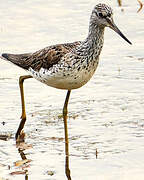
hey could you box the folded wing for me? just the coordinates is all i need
[2,41,81,71]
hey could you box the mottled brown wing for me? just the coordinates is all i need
[26,41,81,71]
[2,41,81,71]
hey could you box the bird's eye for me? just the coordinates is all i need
[98,12,104,18]
[98,12,108,18]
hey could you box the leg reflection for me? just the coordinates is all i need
[16,139,29,180]
[18,148,29,180]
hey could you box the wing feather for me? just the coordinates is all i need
[2,41,81,71]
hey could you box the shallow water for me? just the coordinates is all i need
[0,0,144,179]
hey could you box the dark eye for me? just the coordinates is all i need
[98,12,111,18]
[98,12,104,18]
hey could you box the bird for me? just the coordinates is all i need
[1,2,131,159]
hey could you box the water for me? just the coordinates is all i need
[0,0,144,179]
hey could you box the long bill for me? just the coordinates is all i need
[106,18,132,45]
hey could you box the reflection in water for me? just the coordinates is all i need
[15,131,30,180]
[17,140,72,180]
[17,147,72,180]
[17,148,29,180]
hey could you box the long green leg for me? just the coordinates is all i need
[15,75,33,140]
[63,90,71,180]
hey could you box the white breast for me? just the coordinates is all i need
[28,58,99,90]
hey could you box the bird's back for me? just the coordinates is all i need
[1,41,81,71]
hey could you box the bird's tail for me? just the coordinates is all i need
[1,53,31,70]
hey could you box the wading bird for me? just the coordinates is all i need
[1,4,131,178]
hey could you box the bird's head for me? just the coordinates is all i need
[91,3,132,44]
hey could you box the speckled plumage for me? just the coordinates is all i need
[1,3,131,90]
